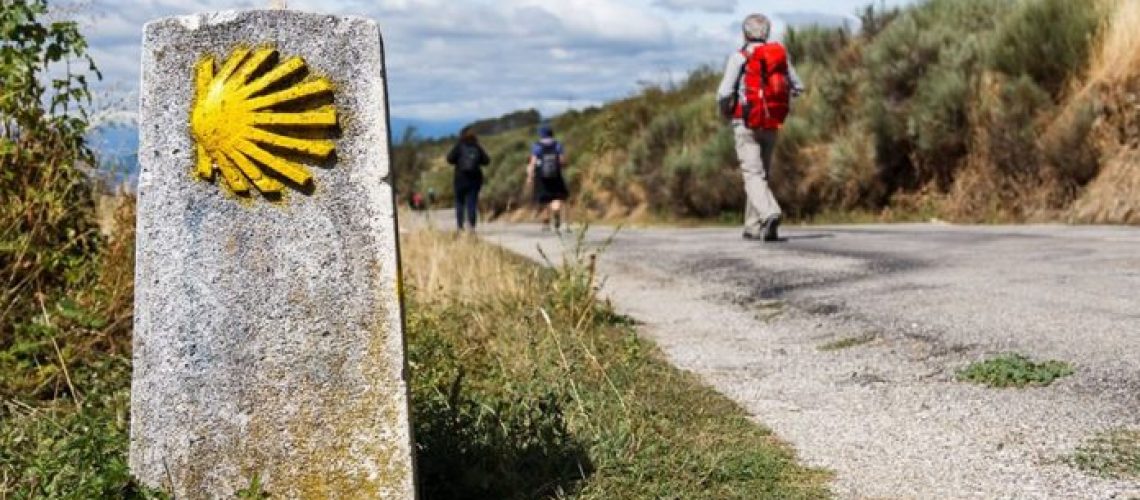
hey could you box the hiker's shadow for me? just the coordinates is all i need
[774,233,835,242]
[414,386,593,499]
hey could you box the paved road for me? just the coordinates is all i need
[476,221,1140,499]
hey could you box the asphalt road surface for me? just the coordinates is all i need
[474,220,1140,499]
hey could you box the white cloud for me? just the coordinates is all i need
[75,0,914,125]
[653,0,736,14]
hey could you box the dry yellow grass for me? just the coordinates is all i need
[1088,0,1140,85]
[1064,0,1140,223]
[400,229,537,306]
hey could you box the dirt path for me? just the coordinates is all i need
[476,221,1140,499]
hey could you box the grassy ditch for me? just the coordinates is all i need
[956,353,1074,388]
[401,229,830,499]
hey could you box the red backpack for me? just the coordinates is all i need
[735,42,791,130]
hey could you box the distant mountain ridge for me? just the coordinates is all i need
[85,115,466,189]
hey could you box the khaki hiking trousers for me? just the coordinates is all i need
[733,123,782,235]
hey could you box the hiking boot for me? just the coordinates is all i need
[742,231,762,241]
[762,216,781,242]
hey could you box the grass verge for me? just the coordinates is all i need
[956,353,1074,388]
[2,216,828,498]
[1069,428,1140,480]
[401,229,830,499]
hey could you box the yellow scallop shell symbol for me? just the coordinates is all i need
[190,47,337,196]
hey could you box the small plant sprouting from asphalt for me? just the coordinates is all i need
[818,334,877,352]
[236,475,270,499]
[1069,429,1140,480]
[956,354,1074,388]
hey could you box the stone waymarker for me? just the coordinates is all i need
[131,10,415,498]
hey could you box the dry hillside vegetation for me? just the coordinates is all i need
[1067,0,1140,223]
[398,0,1139,224]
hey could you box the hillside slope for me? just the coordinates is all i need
[398,0,1139,225]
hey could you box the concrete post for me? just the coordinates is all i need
[131,10,415,498]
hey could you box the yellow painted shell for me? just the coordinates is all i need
[190,47,337,196]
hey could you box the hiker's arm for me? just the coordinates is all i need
[787,53,805,97]
[479,145,491,166]
[446,143,459,165]
[716,52,744,117]
[526,155,536,181]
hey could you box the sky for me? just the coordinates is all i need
[75,0,911,134]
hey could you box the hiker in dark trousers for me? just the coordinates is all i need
[446,127,491,231]
[717,13,803,242]
[526,125,569,232]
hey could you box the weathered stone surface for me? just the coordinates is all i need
[131,10,415,498]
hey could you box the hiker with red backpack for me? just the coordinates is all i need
[717,13,804,242]
[526,125,569,232]
[447,127,491,231]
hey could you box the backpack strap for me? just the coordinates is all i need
[734,48,748,94]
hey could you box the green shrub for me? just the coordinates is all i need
[861,0,1010,190]
[826,121,883,209]
[784,26,851,66]
[1,0,103,333]
[990,0,1103,95]
[973,74,1053,179]
[956,353,1074,388]
[1041,92,1101,185]
[0,356,160,499]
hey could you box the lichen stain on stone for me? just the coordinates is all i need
[187,301,410,498]
[190,45,338,200]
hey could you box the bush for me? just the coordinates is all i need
[826,122,883,209]
[1040,92,1101,185]
[989,0,1103,95]
[1,0,102,334]
[784,26,851,66]
[861,0,1010,191]
[972,74,1053,179]
[0,3,158,496]
[0,356,158,499]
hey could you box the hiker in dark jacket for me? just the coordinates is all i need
[446,127,491,231]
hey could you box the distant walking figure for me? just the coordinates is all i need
[717,13,804,242]
[446,127,491,231]
[527,125,569,232]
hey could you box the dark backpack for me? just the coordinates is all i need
[456,144,483,173]
[537,142,561,179]
[739,42,791,130]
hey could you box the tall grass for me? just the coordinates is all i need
[1065,0,1140,223]
[1088,0,1140,84]
[401,229,829,498]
